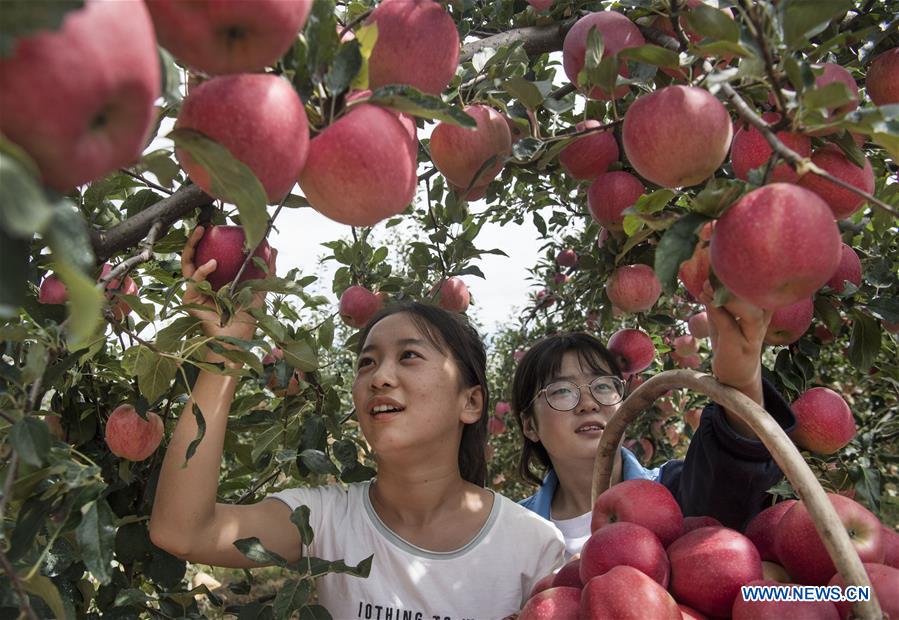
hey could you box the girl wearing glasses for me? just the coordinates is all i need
[150,229,565,619]
[512,286,796,558]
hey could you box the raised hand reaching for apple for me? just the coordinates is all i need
[181,226,277,343]
[698,280,773,437]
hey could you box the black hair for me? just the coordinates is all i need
[356,302,489,487]
[510,332,623,487]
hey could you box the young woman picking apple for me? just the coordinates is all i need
[513,283,797,558]
[150,228,564,618]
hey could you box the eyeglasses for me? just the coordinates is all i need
[528,376,625,412]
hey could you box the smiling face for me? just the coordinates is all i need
[352,312,483,462]
[523,350,622,466]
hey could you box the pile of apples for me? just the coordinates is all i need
[521,480,899,619]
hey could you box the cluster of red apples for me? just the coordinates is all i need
[521,479,899,620]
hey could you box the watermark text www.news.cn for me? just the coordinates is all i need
[741,584,871,603]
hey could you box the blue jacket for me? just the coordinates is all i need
[519,379,796,532]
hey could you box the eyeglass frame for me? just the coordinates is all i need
[526,375,626,412]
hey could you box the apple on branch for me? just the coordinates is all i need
[104,404,164,462]
[193,226,274,292]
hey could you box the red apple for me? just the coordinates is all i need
[194,226,273,292]
[176,74,309,204]
[883,527,899,568]
[495,401,511,416]
[431,104,512,190]
[622,86,733,188]
[731,113,812,183]
[866,48,899,106]
[826,244,862,293]
[299,104,417,226]
[339,285,383,329]
[673,335,699,356]
[682,516,722,534]
[790,387,856,455]
[678,243,710,301]
[588,171,645,232]
[678,604,708,620]
[651,0,735,80]
[710,183,842,310]
[39,275,68,305]
[671,350,701,369]
[529,573,556,598]
[688,312,709,339]
[828,563,899,620]
[557,249,578,268]
[668,526,763,618]
[775,494,884,585]
[100,263,139,321]
[591,480,684,547]
[744,500,798,562]
[731,579,840,620]
[146,0,311,75]
[580,565,681,620]
[606,265,661,313]
[262,348,306,397]
[559,120,619,180]
[580,522,670,587]
[607,329,656,375]
[798,148,875,219]
[764,298,815,345]
[552,557,583,589]
[0,0,160,192]
[684,407,703,431]
[809,63,859,133]
[365,0,460,95]
[562,12,645,100]
[434,277,470,313]
[487,415,506,435]
[520,586,580,620]
[104,404,164,462]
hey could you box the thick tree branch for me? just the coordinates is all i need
[459,23,572,64]
[90,184,214,261]
[721,81,898,219]
[99,220,165,286]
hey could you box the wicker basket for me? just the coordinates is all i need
[591,369,883,620]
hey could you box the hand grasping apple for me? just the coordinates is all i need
[181,226,276,343]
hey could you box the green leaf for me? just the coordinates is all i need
[693,40,751,58]
[234,537,289,567]
[298,449,337,475]
[349,22,378,91]
[53,263,103,350]
[169,128,268,246]
[503,77,544,109]
[367,85,476,128]
[511,137,542,160]
[814,297,843,334]
[864,297,899,324]
[690,178,746,218]
[847,311,881,371]
[141,149,181,189]
[619,44,680,68]
[22,574,66,620]
[0,0,84,57]
[11,417,51,467]
[318,317,335,349]
[156,316,201,350]
[273,579,312,620]
[579,26,604,89]
[184,401,206,466]
[281,338,319,372]
[305,0,338,77]
[299,605,333,620]
[0,152,54,238]
[780,0,853,49]
[684,4,740,42]
[158,46,182,105]
[290,506,314,546]
[0,227,29,319]
[655,213,709,294]
[802,81,855,112]
[827,131,867,168]
[622,214,644,237]
[633,189,676,214]
[75,499,117,585]
[251,424,284,464]
[324,40,362,95]
[137,351,178,404]
[44,199,94,273]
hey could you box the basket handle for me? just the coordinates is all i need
[591,369,882,620]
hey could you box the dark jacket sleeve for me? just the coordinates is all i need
[657,379,796,532]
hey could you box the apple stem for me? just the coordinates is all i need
[592,369,884,620]
[230,196,287,290]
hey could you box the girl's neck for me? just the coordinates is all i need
[370,462,480,527]
[550,450,623,520]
